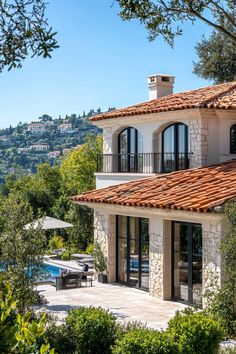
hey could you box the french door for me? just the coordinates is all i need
[172,221,202,305]
[116,216,149,290]
[162,123,189,172]
[118,127,143,172]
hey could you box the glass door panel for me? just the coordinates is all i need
[163,124,175,172]
[177,124,187,170]
[192,224,202,304]
[140,218,149,290]
[117,216,127,282]
[129,217,139,286]
[129,128,136,172]
[119,130,128,172]
[172,222,202,305]
[173,223,189,302]
[116,216,149,290]
[162,123,189,172]
[118,127,143,173]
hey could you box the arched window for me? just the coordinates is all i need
[230,124,236,154]
[162,123,189,172]
[118,127,143,172]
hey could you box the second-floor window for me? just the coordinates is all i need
[230,124,236,154]
[162,123,189,172]
[118,127,143,172]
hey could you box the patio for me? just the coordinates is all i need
[37,281,186,330]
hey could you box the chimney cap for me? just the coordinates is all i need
[148,73,175,78]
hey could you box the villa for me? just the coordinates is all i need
[72,75,236,307]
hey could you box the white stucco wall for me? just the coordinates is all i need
[95,108,236,188]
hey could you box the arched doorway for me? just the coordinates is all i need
[118,127,143,172]
[162,123,189,172]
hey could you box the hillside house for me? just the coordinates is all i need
[27,123,48,133]
[72,75,236,307]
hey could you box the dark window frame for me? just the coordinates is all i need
[171,221,202,306]
[118,127,141,172]
[230,124,236,154]
[116,215,149,291]
[161,122,189,172]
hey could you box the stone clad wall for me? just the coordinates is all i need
[94,210,109,261]
[189,118,208,168]
[202,220,222,307]
[149,217,164,297]
[94,210,116,282]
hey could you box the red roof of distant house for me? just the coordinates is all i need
[71,160,236,213]
[90,81,236,122]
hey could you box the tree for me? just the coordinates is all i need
[0,0,58,72]
[116,0,236,46]
[59,134,103,250]
[193,29,236,84]
[60,134,103,195]
[39,114,53,122]
[0,194,47,311]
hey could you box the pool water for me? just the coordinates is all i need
[0,262,67,283]
[39,263,65,283]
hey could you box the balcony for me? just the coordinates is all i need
[96,153,192,174]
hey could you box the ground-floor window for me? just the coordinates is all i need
[116,216,149,290]
[172,221,202,305]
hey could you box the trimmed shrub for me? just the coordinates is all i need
[167,308,224,354]
[112,329,180,354]
[67,307,118,354]
[85,243,94,255]
[46,322,76,354]
[61,251,70,260]
[48,235,64,251]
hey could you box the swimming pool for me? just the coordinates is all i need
[0,261,68,283]
[38,263,66,283]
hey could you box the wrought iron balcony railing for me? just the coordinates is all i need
[96,153,192,174]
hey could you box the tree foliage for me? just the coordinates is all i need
[0,194,46,311]
[0,278,55,353]
[60,134,103,195]
[0,134,103,252]
[0,0,58,72]
[116,0,236,46]
[193,18,236,83]
[205,200,236,337]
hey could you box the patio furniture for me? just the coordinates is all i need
[56,271,94,290]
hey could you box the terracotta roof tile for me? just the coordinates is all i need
[71,160,236,213]
[90,82,236,122]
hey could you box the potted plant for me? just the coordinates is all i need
[93,242,107,283]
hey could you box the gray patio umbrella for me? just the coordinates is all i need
[24,216,73,230]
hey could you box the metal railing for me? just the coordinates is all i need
[96,153,192,174]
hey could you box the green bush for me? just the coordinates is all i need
[85,243,94,255]
[46,322,76,354]
[48,235,64,251]
[206,284,236,337]
[67,307,118,354]
[112,329,180,354]
[61,251,70,260]
[167,308,224,354]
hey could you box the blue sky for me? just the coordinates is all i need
[0,0,212,128]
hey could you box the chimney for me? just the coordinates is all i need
[147,74,175,100]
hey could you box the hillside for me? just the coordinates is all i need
[0,108,110,184]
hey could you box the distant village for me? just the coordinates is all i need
[0,108,110,183]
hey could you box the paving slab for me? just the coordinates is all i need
[36,281,186,330]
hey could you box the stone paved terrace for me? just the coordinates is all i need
[37,281,186,330]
